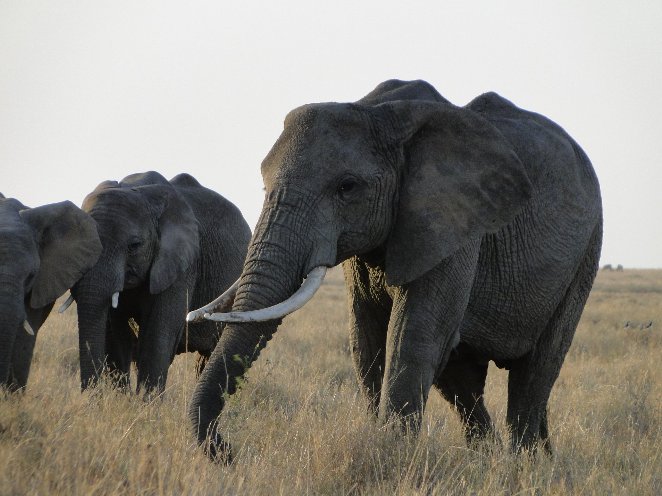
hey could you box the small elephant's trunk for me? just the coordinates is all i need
[0,279,23,385]
[73,250,124,389]
[75,286,111,389]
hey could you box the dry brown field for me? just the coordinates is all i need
[1,267,660,495]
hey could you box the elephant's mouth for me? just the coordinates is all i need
[124,269,142,289]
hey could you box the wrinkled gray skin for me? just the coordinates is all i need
[72,172,251,394]
[190,80,602,460]
[0,194,101,392]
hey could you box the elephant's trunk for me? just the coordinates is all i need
[0,279,22,386]
[75,285,110,389]
[189,246,304,446]
[188,193,330,455]
[73,254,123,390]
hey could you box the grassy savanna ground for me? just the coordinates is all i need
[1,268,660,495]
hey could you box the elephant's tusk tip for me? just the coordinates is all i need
[58,293,75,314]
[185,311,199,322]
[23,320,34,336]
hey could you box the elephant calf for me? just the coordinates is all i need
[188,79,602,461]
[0,194,101,391]
[71,172,251,394]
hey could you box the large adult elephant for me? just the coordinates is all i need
[0,194,101,391]
[188,80,602,460]
[70,172,251,394]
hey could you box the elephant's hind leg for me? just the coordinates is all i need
[507,222,601,454]
[434,348,495,445]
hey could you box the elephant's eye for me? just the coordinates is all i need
[337,177,359,199]
[128,240,142,252]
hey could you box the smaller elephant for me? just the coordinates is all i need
[71,172,251,394]
[0,194,101,391]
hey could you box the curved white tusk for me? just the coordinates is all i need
[204,266,327,323]
[58,293,75,314]
[23,320,34,336]
[111,292,119,308]
[186,278,240,323]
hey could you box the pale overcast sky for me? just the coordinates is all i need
[1,1,661,267]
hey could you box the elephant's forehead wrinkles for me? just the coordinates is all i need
[262,103,373,185]
[88,190,149,217]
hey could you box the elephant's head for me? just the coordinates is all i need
[73,171,200,389]
[188,80,532,459]
[0,195,101,391]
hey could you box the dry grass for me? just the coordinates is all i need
[1,268,660,495]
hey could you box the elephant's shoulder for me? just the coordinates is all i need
[170,173,202,188]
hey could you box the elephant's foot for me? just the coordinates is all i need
[205,431,233,465]
[509,421,553,457]
[464,423,502,454]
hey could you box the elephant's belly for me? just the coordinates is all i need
[460,218,584,361]
[457,285,563,361]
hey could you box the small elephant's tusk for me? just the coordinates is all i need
[23,320,34,336]
[111,292,119,308]
[204,266,327,323]
[186,278,240,323]
[58,293,75,314]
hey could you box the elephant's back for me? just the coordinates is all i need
[175,182,251,302]
[468,93,601,214]
[170,173,202,188]
[174,182,250,239]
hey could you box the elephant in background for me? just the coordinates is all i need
[188,79,602,461]
[0,193,101,391]
[71,172,251,394]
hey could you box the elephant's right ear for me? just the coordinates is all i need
[20,201,102,308]
[380,101,532,287]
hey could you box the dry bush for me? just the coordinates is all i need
[0,268,660,495]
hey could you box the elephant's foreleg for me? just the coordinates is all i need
[379,242,480,431]
[136,280,189,395]
[107,307,137,391]
[343,258,391,414]
[434,349,495,444]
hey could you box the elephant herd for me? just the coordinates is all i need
[0,172,250,397]
[1,80,602,463]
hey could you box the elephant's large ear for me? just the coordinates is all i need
[20,201,102,308]
[143,186,200,295]
[381,101,532,286]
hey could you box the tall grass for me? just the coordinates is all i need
[0,268,659,495]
